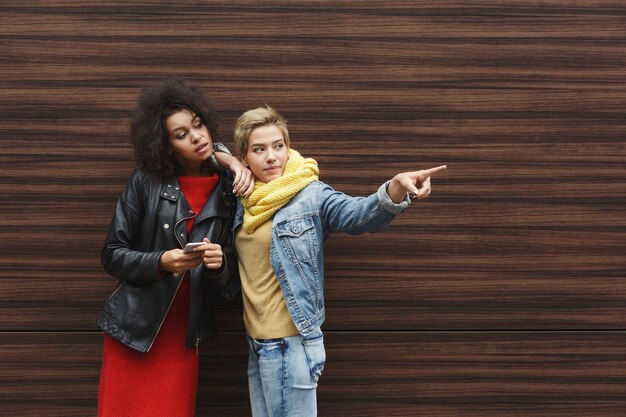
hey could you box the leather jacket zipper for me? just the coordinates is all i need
[152,208,224,354]
[147,214,194,352]
[174,213,195,249]
[146,277,183,352]
[107,281,125,300]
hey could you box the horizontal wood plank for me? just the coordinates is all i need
[1,331,625,416]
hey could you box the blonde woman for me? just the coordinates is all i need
[219,106,446,417]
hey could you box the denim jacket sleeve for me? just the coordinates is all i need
[209,142,232,171]
[318,180,410,235]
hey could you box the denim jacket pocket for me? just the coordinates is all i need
[275,216,317,265]
[275,215,321,310]
[275,216,315,239]
[302,333,326,383]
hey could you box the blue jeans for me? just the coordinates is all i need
[246,329,326,417]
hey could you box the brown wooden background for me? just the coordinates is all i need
[1,1,625,416]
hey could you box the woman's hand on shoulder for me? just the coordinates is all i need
[213,150,255,197]
[229,157,255,197]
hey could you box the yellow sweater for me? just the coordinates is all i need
[235,220,299,339]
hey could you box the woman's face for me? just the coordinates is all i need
[165,109,213,176]
[243,124,289,183]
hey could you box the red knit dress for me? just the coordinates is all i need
[98,174,218,417]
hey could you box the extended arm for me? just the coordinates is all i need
[320,165,447,235]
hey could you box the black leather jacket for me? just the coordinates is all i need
[97,168,240,353]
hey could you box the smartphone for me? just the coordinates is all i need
[183,242,206,253]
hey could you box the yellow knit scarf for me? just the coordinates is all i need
[241,149,319,233]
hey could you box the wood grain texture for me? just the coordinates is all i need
[1,332,625,417]
[0,0,624,331]
[319,331,626,416]
[0,1,625,416]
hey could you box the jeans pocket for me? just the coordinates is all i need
[252,338,285,357]
[302,334,326,383]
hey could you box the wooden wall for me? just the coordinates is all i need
[1,1,625,416]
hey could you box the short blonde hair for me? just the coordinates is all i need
[234,106,290,157]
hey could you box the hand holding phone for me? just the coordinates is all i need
[183,242,206,253]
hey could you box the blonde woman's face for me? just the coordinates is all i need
[243,124,289,183]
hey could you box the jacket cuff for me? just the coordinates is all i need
[209,142,232,171]
[377,180,411,214]
[213,142,231,155]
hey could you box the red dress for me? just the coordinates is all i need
[98,175,218,417]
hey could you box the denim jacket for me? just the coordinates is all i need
[233,181,410,336]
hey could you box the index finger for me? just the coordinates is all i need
[420,165,447,177]
[232,170,242,188]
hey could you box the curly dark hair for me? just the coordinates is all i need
[129,78,221,180]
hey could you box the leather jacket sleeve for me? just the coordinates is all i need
[203,236,239,300]
[202,204,240,301]
[101,171,164,283]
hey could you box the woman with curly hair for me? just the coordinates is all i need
[96,78,252,417]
